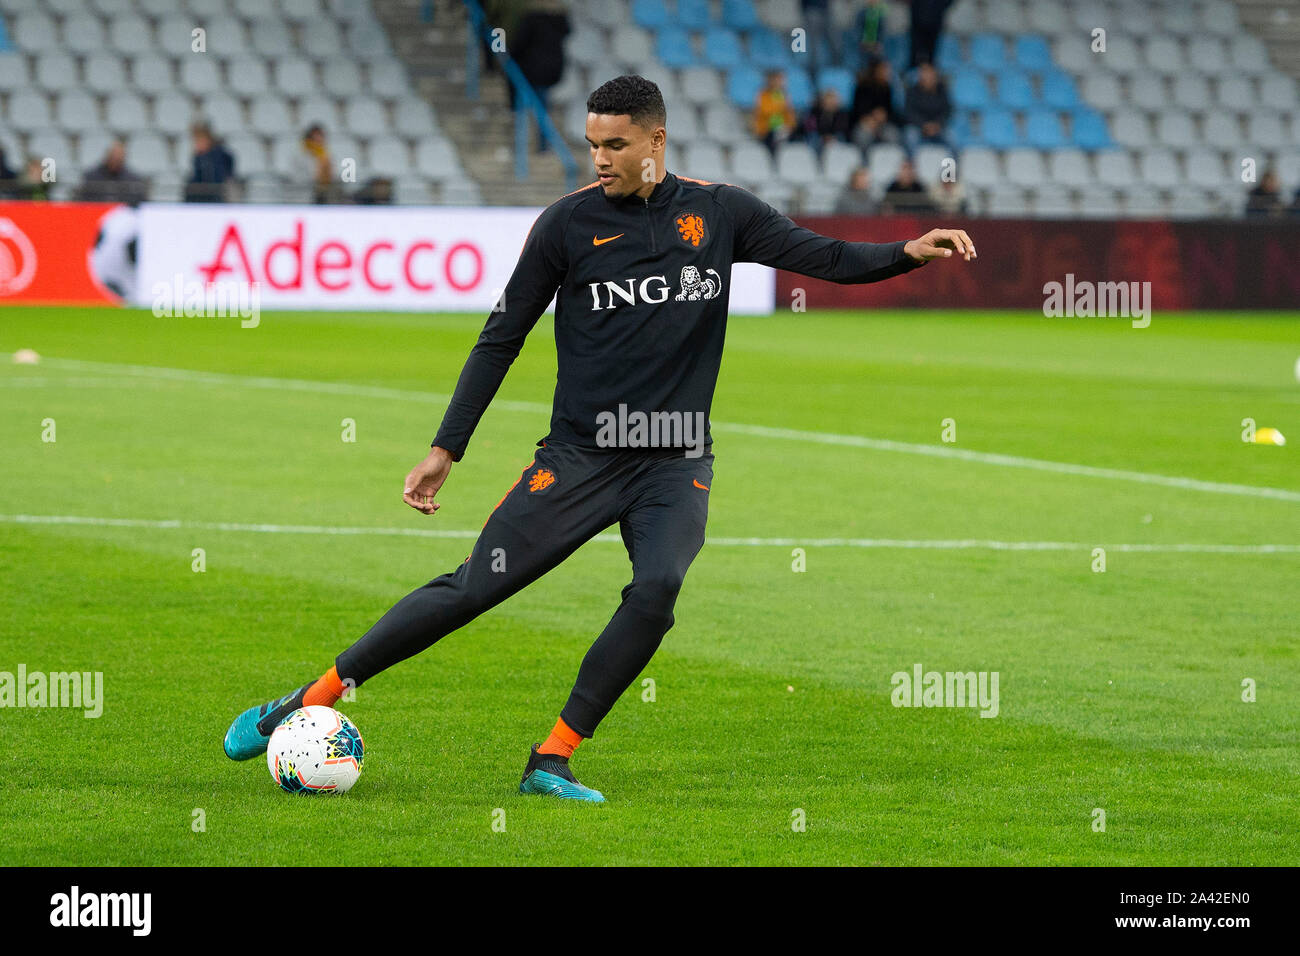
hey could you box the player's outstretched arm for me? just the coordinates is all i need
[724,184,974,284]
[403,445,454,515]
[903,228,977,263]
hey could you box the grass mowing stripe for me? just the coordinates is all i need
[6,354,1297,503]
[4,514,1299,553]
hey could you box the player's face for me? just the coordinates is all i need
[586,113,664,199]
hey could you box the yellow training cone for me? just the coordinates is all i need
[1253,428,1287,446]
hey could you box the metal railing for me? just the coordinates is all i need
[443,0,578,192]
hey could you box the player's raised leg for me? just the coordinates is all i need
[224,444,621,760]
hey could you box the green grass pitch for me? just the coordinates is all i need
[1,304,1296,865]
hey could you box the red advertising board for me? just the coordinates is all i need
[0,202,127,306]
[774,216,1300,311]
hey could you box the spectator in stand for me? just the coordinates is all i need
[801,0,839,75]
[930,175,965,215]
[903,61,951,153]
[300,124,335,204]
[753,70,797,156]
[356,176,394,204]
[0,144,15,181]
[853,0,889,65]
[185,122,236,203]
[507,0,571,152]
[883,157,935,212]
[798,87,852,156]
[909,0,954,69]
[19,157,51,201]
[851,58,902,150]
[834,166,879,215]
[1246,169,1285,218]
[76,139,147,204]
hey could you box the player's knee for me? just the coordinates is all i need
[627,569,685,615]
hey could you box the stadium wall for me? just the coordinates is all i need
[777,216,1300,311]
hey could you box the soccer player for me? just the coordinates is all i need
[224,75,976,801]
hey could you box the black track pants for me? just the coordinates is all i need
[334,440,713,737]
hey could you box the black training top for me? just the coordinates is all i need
[431,171,925,460]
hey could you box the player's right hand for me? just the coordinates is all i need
[403,446,454,515]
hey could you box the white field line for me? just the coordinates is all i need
[6,354,1299,504]
[2,514,1298,554]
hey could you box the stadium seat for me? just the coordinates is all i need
[1014,36,1053,72]
[913,144,952,184]
[6,91,53,132]
[726,65,763,108]
[682,141,729,182]
[35,52,81,93]
[109,16,155,55]
[979,109,1021,149]
[365,134,413,179]
[1004,148,1047,187]
[153,92,195,131]
[748,28,794,70]
[198,94,245,135]
[1143,37,1183,77]
[702,27,743,70]
[1095,150,1137,187]
[0,54,29,93]
[132,56,176,95]
[656,27,700,68]
[730,140,775,186]
[721,0,762,33]
[775,141,819,184]
[55,91,101,133]
[677,0,713,31]
[249,96,295,136]
[784,68,815,112]
[181,57,225,95]
[1171,74,1211,112]
[224,132,269,176]
[1138,149,1181,188]
[322,60,365,98]
[997,72,1037,111]
[298,95,343,131]
[632,0,671,30]
[248,18,295,57]
[680,67,724,106]
[1184,150,1228,189]
[868,141,907,189]
[950,70,992,111]
[613,28,655,71]
[275,59,318,98]
[84,53,128,94]
[1040,72,1079,111]
[1216,76,1255,112]
[822,140,861,185]
[1024,110,1065,149]
[703,102,749,141]
[1109,111,1151,149]
[62,16,108,56]
[1047,149,1092,187]
[968,34,1006,73]
[394,98,439,137]
[104,92,150,132]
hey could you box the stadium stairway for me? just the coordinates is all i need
[1235,0,1300,82]
[371,0,583,206]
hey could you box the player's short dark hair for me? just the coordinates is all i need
[586,75,666,130]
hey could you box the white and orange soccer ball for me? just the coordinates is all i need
[266,705,365,794]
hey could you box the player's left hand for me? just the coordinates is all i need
[904,229,977,263]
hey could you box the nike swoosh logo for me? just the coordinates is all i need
[693,479,709,490]
[592,234,624,246]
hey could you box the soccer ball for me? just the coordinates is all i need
[266,705,365,794]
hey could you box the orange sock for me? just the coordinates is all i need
[303,666,346,707]
[537,717,583,759]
